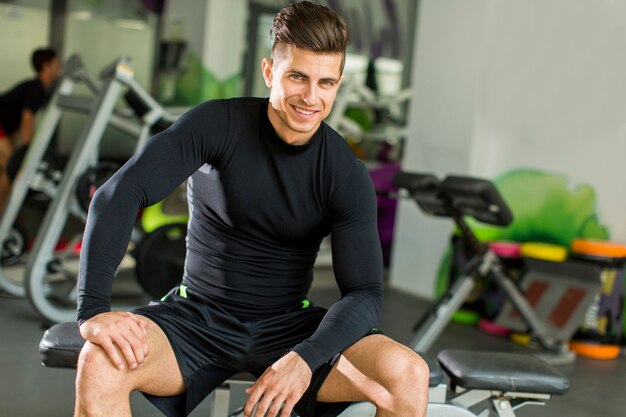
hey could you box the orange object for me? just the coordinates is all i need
[569,341,621,360]
[571,239,626,259]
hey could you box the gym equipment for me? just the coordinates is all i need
[0,54,99,296]
[0,222,28,267]
[74,161,121,213]
[393,171,602,364]
[494,254,601,353]
[568,239,626,359]
[21,56,180,323]
[134,222,188,299]
[519,242,568,262]
[39,322,569,417]
[0,54,159,295]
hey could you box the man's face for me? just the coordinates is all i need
[262,45,343,145]
[44,57,62,81]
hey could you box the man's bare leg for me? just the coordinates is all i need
[317,335,429,417]
[74,318,185,417]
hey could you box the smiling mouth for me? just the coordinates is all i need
[293,105,317,116]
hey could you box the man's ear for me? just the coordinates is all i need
[261,58,273,88]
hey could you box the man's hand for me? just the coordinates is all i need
[79,311,149,371]
[243,351,312,417]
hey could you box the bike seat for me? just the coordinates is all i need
[437,349,569,395]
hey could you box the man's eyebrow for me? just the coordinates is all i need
[287,70,308,78]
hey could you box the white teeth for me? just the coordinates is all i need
[295,106,314,115]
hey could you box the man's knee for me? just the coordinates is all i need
[76,342,131,393]
[388,349,429,390]
[391,351,429,415]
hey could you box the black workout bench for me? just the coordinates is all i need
[39,322,568,416]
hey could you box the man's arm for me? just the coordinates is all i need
[16,109,35,145]
[293,159,384,369]
[244,159,384,417]
[77,100,231,368]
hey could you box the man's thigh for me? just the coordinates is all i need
[130,317,186,396]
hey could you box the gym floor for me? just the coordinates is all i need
[1,266,625,416]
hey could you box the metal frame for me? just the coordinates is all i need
[19,55,183,323]
[25,57,132,322]
[0,54,94,296]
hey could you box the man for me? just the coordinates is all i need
[0,47,60,209]
[75,2,428,417]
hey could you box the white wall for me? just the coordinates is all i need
[390,0,626,298]
[203,0,248,79]
[389,0,489,298]
[0,2,50,88]
[469,0,626,242]
[58,2,157,158]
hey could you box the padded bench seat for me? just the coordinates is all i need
[39,322,443,387]
[437,349,570,395]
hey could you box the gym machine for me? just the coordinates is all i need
[393,172,602,364]
[0,54,101,296]
[21,56,180,323]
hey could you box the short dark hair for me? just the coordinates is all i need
[271,1,349,72]
[32,48,57,73]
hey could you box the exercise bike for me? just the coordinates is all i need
[392,171,602,365]
[15,57,183,323]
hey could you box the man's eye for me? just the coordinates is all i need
[290,74,304,81]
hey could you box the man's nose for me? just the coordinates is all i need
[301,82,317,105]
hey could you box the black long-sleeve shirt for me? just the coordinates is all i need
[77,97,384,371]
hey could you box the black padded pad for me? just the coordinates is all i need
[437,349,569,395]
[40,323,445,389]
[38,323,255,384]
[39,322,84,368]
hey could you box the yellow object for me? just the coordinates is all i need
[141,200,188,234]
[510,332,531,346]
[520,242,567,262]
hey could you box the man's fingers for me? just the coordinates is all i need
[100,339,125,370]
[112,336,137,369]
[127,319,149,358]
[266,394,288,417]
[252,394,273,417]
[132,314,149,335]
[243,383,265,417]
[251,382,286,417]
[280,395,298,417]
[79,311,154,371]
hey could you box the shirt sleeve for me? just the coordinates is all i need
[292,159,384,371]
[77,100,231,324]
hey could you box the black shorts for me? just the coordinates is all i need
[133,286,380,417]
